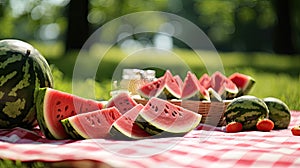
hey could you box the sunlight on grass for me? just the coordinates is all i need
[44,44,300,110]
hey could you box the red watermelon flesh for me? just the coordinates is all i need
[199,73,211,89]
[36,88,105,139]
[228,72,255,96]
[181,71,210,101]
[106,92,137,114]
[110,104,151,140]
[173,75,183,90]
[210,71,238,97]
[138,76,165,98]
[62,107,122,139]
[135,97,202,135]
[164,70,181,99]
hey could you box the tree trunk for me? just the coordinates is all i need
[65,0,89,52]
[272,0,296,55]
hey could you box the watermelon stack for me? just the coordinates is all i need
[35,88,201,140]
[137,70,256,101]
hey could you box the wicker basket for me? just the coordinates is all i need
[135,99,231,127]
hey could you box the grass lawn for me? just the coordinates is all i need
[43,44,300,110]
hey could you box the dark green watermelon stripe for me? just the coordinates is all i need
[0,57,38,127]
[0,52,23,69]
[109,126,136,141]
[61,119,84,140]
[135,115,162,135]
[134,115,186,138]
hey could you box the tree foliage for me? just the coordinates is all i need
[0,0,299,54]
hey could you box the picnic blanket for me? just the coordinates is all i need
[1,111,300,168]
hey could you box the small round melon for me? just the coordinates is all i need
[263,97,291,129]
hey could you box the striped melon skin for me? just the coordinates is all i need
[224,95,269,130]
[263,97,291,129]
[0,39,53,129]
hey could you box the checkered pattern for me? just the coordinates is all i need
[1,111,300,168]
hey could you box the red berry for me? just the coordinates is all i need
[226,122,243,133]
[291,126,300,136]
[256,119,274,131]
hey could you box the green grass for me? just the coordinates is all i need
[44,46,300,110]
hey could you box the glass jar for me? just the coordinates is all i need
[119,69,156,95]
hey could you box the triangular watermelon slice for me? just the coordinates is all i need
[138,76,166,98]
[210,71,238,99]
[199,73,211,89]
[109,104,151,140]
[181,71,210,101]
[163,70,182,99]
[36,87,105,139]
[134,97,202,137]
[137,70,181,99]
[61,107,122,139]
[228,72,255,96]
[106,92,137,114]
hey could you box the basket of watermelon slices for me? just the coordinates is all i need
[134,70,256,126]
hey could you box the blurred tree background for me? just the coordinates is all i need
[0,0,299,54]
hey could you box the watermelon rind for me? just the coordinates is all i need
[60,118,85,139]
[263,97,291,129]
[36,87,54,139]
[224,95,269,130]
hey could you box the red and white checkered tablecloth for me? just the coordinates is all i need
[1,111,300,168]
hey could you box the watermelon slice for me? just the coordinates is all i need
[210,71,238,99]
[106,92,137,114]
[134,97,202,137]
[228,72,255,96]
[110,104,151,140]
[61,107,122,139]
[36,87,105,139]
[163,70,181,99]
[138,76,165,98]
[181,71,210,101]
[138,70,181,99]
[199,73,211,89]
[173,75,183,90]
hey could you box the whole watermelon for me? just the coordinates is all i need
[0,39,53,129]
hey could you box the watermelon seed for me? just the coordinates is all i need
[56,101,61,105]
[171,112,176,117]
[165,104,169,109]
[65,105,69,111]
[155,106,158,112]
[91,120,95,126]
[56,114,60,119]
[71,111,75,115]
[164,109,169,114]
[178,112,183,117]
[97,118,101,125]
[58,109,61,112]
